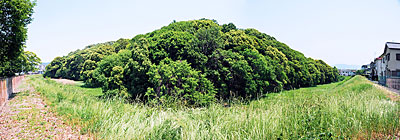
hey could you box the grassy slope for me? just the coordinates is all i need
[28,75,399,139]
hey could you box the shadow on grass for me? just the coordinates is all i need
[8,92,18,100]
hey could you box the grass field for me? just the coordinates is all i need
[27,75,399,139]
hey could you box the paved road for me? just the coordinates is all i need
[371,81,400,95]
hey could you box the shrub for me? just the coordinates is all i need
[146,58,216,106]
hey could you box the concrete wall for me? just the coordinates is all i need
[0,75,25,107]
[386,78,400,90]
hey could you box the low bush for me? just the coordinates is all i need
[146,58,216,106]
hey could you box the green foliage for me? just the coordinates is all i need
[94,50,133,98]
[44,40,131,85]
[356,69,365,75]
[221,23,237,33]
[45,19,339,105]
[0,0,36,77]
[28,75,400,139]
[94,44,152,100]
[44,57,64,78]
[146,58,216,106]
[22,51,41,72]
[5,51,41,75]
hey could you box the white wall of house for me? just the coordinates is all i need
[385,49,400,71]
[339,69,356,76]
[376,59,382,76]
[382,57,387,78]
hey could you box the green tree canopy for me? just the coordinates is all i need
[0,0,36,77]
[44,19,339,105]
[9,51,41,74]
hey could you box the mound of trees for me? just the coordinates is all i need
[44,19,339,106]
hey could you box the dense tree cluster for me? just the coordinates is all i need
[0,0,36,77]
[44,19,339,105]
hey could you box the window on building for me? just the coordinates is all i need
[392,71,400,77]
[397,53,400,60]
[389,71,400,77]
[387,53,390,61]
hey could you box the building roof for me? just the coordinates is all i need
[383,42,400,55]
[374,57,382,62]
[386,42,400,49]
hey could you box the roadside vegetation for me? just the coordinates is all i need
[44,19,339,105]
[0,0,40,77]
[28,75,399,139]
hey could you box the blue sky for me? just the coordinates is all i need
[26,0,400,67]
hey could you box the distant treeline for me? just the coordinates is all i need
[44,19,339,106]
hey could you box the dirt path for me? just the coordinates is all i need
[51,79,77,85]
[0,80,88,139]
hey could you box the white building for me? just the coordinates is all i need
[339,69,356,76]
[33,63,47,74]
[371,42,400,89]
[374,57,385,83]
[383,42,400,77]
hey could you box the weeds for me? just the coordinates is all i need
[27,75,400,139]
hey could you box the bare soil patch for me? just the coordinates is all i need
[52,78,77,85]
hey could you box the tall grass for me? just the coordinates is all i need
[28,75,399,139]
